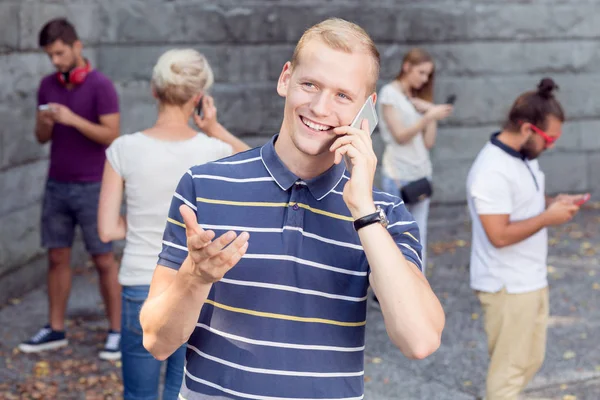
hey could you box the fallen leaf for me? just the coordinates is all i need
[580,333,587,339]
[589,271,597,277]
[383,378,390,384]
[595,365,600,372]
[371,357,382,364]
[9,298,21,305]
[547,265,557,273]
[471,313,479,320]
[560,384,568,390]
[563,395,577,400]
[563,351,576,360]
[463,380,472,387]
[33,361,50,378]
[593,283,600,290]
[581,242,592,249]
[455,240,467,247]
[364,376,371,383]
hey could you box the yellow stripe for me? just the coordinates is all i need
[167,217,185,228]
[403,231,418,242]
[205,299,365,327]
[196,197,353,222]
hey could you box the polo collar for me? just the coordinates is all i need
[490,131,525,159]
[260,134,346,201]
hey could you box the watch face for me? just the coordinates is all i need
[378,207,389,228]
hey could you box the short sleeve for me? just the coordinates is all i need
[363,198,424,272]
[469,170,513,215]
[157,170,197,270]
[105,136,125,177]
[378,85,397,106]
[214,139,233,160]
[95,78,120,116]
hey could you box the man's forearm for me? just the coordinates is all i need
[70,114,118,146]
[35,122,53,144]
[140,257,212,360]
[360,223,445,359]
[493,213,548,248]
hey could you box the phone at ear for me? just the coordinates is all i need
[344,97,378,172]
[575,193,591,206]
[350,96,378,134]
[445,94,457,105]
[194,100,203,118]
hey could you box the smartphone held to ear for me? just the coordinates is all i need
[195,100,204,118]
[344,97,378,172]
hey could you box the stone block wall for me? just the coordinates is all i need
[1,0,599,301]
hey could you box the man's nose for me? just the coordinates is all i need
[310,93,331,117]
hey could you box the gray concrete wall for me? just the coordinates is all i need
[1,0,599,301]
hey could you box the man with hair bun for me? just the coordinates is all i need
[467,78,587,399]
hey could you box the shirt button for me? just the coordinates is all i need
[292,204,299,211]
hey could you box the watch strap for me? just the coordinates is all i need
[353,209,381,231]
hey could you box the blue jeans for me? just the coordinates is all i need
[121,285,186,400]
[381,174,430,272]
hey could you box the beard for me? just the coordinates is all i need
[521,138,542,160]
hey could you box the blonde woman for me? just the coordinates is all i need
[97,49,249,400]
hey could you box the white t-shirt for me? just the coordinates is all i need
[377,82,432,182]
[106,132,233,286]
[466,136,548,294]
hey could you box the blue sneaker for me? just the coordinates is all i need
[19,325,68,353]
[98,330,121,361]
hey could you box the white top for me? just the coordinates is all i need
[466,139,548,294]
[377,82,432,182]
[106,132,233,286]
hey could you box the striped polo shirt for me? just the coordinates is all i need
[158,134,423,400]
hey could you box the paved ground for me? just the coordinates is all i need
[1,204,599,399]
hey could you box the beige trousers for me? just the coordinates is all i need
[477,286,549,400]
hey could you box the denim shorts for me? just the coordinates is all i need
[41,179,112,255]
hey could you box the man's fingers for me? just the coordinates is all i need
[203,231,238,258]
[213,232,250,268]
[180,204,202,236]
[187,229,215,251]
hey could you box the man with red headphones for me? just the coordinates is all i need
[19,18,122,361]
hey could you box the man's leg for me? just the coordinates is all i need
[477,288,545,400]
[92,251,121,332]
[19,180,75,353]
[48,247,73,331]
[521,287,550,391]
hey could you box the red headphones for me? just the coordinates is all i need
[57,59,91,86]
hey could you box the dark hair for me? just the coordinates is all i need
[395,48,435,102]
[38,18,79,47]
[503,77,565,131]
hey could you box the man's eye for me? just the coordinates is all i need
[338,93,350,100]
[302,82,315,88]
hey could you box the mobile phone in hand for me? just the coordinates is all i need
[38,104,50,111]
[195,99,203,118]
[575,193,591,206]
[445,94,457,105]
[345,97,378,172]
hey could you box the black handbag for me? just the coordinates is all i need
[400,177,433,205]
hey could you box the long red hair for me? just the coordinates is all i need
[395,48,435,102]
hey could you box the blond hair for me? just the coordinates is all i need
[291,18,380,93]
[151,49,214,106]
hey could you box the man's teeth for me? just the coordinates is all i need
[302,117,330,131]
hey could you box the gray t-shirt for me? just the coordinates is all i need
[106,132,232,286]
[377,82,432,182]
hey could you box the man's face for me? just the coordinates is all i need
[43,40,80,73]
[277,39,375,158]
[521,115,563,160]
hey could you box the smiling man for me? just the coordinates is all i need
[140,18,445,399]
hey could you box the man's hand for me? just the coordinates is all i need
[47,103,78,126]
[543,200,580,226]
[39,110,55,127]
[330,119,377,219]
[179,204,249,284]
[193,95,219,135]
[551,193,590,206]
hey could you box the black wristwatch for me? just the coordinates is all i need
[353,206,389,231]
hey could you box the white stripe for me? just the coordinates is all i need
[392,201,405,208]
[295,181,307,186]
[183,367,364,400]
[191,174,274,183]
[331,190,343,195]
[317,172,346,201]
[242,253,367,277]
[174,192,197,211]
[195,323,365,352]
[199,224,363,250]
[187,344,363,378]
[220,278,367,302]
[374,200,395,206]
[399,243,422,264]
[387,220,415,229]
[163,240,188,252]
[213,156,261,165]
[260,147,286,191]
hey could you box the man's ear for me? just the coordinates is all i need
[73,40,83,55]
[276,62,293,98]
[370,92,377,106]
[520,121,532,138]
